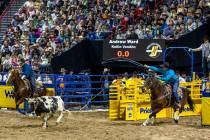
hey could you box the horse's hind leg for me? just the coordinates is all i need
[150,114,156,125]
[142,108,161,126]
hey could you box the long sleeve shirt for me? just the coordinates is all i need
[149,66,178,83]
[22,63,34,78]
[192,41,210,58]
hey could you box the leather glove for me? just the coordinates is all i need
[144,64,149,69]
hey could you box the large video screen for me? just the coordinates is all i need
[103,39,165,61]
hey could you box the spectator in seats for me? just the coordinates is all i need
[40,53,49,67]
[116,30,126,39]
[187,18,197,32]
[144,28,153,39]
[60,68,67,75]
[0,0,209,73]
[176,71,186,83]
[24,0,34,8]
[163,19,175,39]
[2,55,11,72]
[0,40,11,57]
[11,53,19,67]
[22,45,31,61]
[135,25,144,39]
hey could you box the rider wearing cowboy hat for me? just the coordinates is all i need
[19,58,36,94]
[144,62,180,107]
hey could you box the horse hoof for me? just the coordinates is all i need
[141,123,147,126]
[42,126,46,129]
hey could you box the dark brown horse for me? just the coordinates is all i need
[142,76,194,126]
[6,69,47,111]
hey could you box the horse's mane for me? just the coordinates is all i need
[150,77,163,89]
[16,70,20,78]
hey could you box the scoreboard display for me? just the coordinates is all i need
[103,39,165,61]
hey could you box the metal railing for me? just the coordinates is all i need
[0,0,20,36]
[55,74,117,110]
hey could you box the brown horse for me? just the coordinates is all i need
[6,69,47,111]
[142,76,194,126]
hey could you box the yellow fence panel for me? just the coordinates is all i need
[0,86,24,109]
[109,78,203,121]
[0,86,54,109]
[202,97,210,125]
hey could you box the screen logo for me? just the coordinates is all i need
[146,43,162,58]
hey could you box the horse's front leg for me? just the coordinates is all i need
[173,106,183,124]
[16,97,25,113]
[15,97,20,110]
[150,114,156,125]
[16,104,19,110]
[16,98,24,107]
[142,108,161,126]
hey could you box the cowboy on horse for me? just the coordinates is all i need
[6,65,48,114]
[141,62,194,126]
[144,62,181,108]
[19,58,36,94]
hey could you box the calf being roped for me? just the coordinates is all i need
[26,96,71,128]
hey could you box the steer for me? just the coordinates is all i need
[27,96,70,128]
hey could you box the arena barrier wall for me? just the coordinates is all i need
[0,86,24,109]
[0,86,54,109]
[202,97,210,125]
[201,80,210,125]
[109,78,204,121]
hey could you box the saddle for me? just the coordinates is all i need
[23,79,31,91]
[23,78,37,96]
[163,84,172,100]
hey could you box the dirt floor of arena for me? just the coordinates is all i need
[0,110,209,140]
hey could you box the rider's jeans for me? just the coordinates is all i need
[172,80,180,103]
[29,76,36,93]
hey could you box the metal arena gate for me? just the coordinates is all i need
[55,75,115,110]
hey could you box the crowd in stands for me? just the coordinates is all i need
[0,0,209,73]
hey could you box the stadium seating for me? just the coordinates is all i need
[0,0,209,73]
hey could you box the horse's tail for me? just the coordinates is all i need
[183,88,194,111]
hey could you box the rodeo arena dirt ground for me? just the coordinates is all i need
[0,110,209,140]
